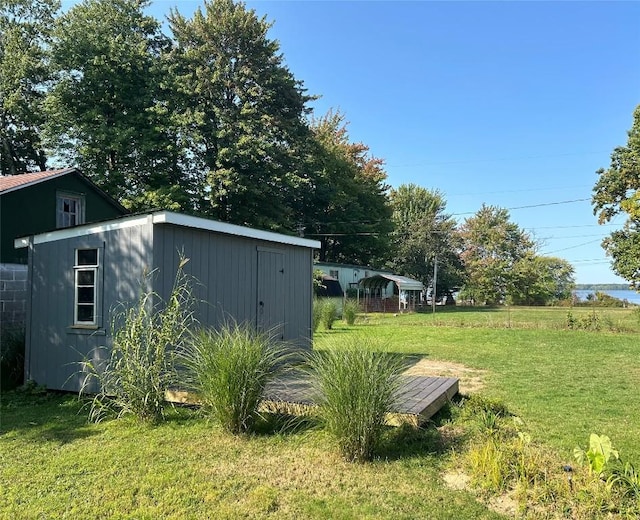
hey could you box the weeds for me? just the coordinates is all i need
[308,335,405,462]
[0,326,25,390]
[178,322,288,434]
[80,257,196,423]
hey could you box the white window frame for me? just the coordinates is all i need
[74,248,99,326]
[57,192,85,228]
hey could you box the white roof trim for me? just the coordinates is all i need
[14,214,153,248]
[15,211,321,250]
[153,211,320,249]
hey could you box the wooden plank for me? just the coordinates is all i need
[168,374,459,428]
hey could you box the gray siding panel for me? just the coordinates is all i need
[152,224,312,349]
[26,223,153,391]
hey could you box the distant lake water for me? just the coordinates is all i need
[573,289,640,305]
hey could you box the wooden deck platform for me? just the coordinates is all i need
[261,374,459,427]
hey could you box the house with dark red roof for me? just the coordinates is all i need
[0,168,126,264]
[0,168,126,345]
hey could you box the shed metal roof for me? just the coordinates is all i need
[359,273,424,292]
[15,210,321,250]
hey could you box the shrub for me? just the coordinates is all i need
[342,299,359,326]
[178,322,287,434]
[81,257,196,423]
[312,299,322,333]
[318,299,338,330]
[0,327,25,390]
[308,335,405,462]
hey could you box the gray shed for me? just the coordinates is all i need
[15,211,320,392]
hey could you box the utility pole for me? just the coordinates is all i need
[432,255,438,314]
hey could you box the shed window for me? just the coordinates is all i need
[57,193,85,228]
[74,248,99,325]
[329,269,339,279]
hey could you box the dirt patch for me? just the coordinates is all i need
[442,470,519,518]
[402,358,486,394]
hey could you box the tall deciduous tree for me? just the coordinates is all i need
[46,0,189,210]
[388,184,463,295]
[167,0,312,230]
[302,112,392,266]
[592,105,640,289]
[458,204,535,305]
[0,0,58,175]
[509,254,575,305]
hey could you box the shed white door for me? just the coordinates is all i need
[257,250,285,340]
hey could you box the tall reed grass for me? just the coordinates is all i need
[178,322,287,434]
[81,257,196,423]
[309,335,405,462]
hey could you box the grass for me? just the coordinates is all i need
[178,323,287,434]
[0,393,501,519]
[2,304,639,518]
[316,306,640,460]
[308,335,405,462]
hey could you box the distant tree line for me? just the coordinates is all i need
[575,284,631,291]
[2,0,580,304]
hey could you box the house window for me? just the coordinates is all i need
[57,193,85,228]
[74,248,99,325]
[329,269,339,279]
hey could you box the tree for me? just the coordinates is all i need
[388,184,463,295]
[167,0,312,230]
[0,0,59,175]
[509,254,575,305]
[592,104,640,289]
[301,111,392,266]
[46,0,190,210]
[458,204,535,305]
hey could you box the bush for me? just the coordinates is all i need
[0,327,25,390]
[318,299,338,330]
[312,298,322,333]
[308,335,405,462]
[178,322,287,434]
[81,257,196,423]
[342,299,359,325]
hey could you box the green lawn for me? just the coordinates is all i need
[317,307,640,460]
[2,305,639,519]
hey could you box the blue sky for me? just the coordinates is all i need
[63,0,640,284]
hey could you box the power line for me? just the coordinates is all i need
[451,198,590,216]
[388,150,610,168]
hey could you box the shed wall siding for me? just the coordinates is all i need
[153,224,312,349]
[26,223,153,391]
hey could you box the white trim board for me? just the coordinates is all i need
[15,211,320,250]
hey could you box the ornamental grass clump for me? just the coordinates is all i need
[342,299,359,326]
[81,257,196,424]
[179,322,287,434]
[309,335,405,462]
[319,299,338,330]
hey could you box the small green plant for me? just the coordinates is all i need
[318,299,338,330]
[342,299,359,326]
[574,433,619,477]
[312,298,322,333]
[81,257,196,423]
[178,322,287,434]
[308,335,405,462]
[0,326,25,390]
[608,461,640,499]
